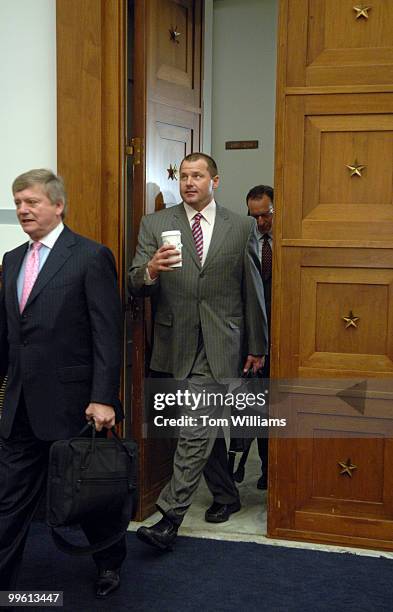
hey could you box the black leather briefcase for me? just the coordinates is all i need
[47,423,137,555]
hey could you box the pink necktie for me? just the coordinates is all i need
[192,213,203,262]
[20,242,42,312]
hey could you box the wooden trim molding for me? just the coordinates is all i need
[56,0,125,279]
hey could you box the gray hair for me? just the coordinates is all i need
[12,169,67,219]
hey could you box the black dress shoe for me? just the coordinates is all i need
[205,500,241,523]
[257,474,268,490]
[136,516,178,551]
[95,569,120,599]
[233,464,245,483]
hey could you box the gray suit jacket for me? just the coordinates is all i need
[128,203,268,381]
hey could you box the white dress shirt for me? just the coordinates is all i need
[17,222,64,302]
[183,199,216,266]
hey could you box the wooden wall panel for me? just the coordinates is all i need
[299,267,393,376]
[146,102,199,212]
[282,95,393,241]
[147,0,201,111]
[57,0,125,275]
[57,0,102,241]
[276,249,393,380]
[287,0,393,87]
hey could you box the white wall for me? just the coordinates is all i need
[210,0,277,213]
[0,0,57,258]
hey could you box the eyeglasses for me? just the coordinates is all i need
[250,210,274,220]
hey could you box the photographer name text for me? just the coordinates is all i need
[153,415,286,427]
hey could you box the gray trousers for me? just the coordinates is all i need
[156,345,239,524]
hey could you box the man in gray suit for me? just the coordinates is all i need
[129,153,268,550]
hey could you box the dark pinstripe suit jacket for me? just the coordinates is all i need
[128,203,268,381]
[0,225,123,440]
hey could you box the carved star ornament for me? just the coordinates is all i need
[353,6,371,20]
[338,458,358,477]
[346,161,366,177]
[167,163,178,181]
[342,311,359,329]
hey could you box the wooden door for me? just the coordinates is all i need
[269,0,393,550]
[129,0,202,518]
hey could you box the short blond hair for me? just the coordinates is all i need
[12,169,67,219]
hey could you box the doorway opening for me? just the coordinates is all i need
[125,0,278,540]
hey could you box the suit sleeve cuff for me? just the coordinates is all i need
[144,266,158,285]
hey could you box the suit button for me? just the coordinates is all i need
[23,341,28,346]
[200,272,204,278]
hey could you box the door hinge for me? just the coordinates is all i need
[125,137,143,165]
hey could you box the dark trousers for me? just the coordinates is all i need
[257,437,268,473]
[0,396,126,589]
[204,432,240,504]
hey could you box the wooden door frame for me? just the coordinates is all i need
[266,0,287,536]
[128,0,151,518]
[57,0,126,279]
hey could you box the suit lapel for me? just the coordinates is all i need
[202,204,231,272]
[24,226,75,310]
[172,204,201,269]
[7,242,29,315]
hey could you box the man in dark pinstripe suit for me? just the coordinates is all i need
[129,153,268,550]
[0,170,125,597]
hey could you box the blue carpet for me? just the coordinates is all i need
[18,522,393,612]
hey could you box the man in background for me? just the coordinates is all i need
[0,169,125,598]
[246,184,274,489]
[129,153,268,551]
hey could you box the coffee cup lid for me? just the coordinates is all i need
[161,230,181,236]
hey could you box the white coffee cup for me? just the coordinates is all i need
[161,230,182,268]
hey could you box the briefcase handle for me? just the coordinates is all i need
[77,421,135,468]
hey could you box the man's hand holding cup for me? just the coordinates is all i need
[147,231,182,280]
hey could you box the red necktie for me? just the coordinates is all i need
[192,213,203,262]
[20,241,42,312]
[261,234,272,281]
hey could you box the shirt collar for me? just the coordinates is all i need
[183,199,216,225]
[29,222,64,249]
[258,231,272,241]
